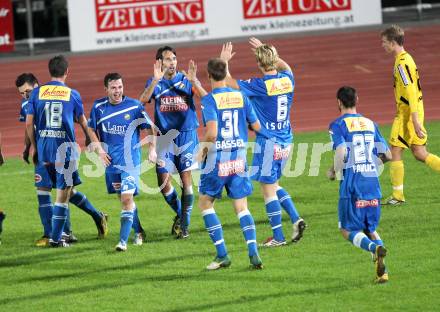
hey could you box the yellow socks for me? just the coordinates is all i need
[425,153,440,172]
[390,160,405,201]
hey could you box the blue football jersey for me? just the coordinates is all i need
[27,81,84,163]
[145,72,199,133]
[88,96,152,173]
[329,113,389,200]
[19,98,28,122]
[201,87,257,155]
[237,70,294,144]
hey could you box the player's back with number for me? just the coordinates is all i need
[29,81,83,163]
[202,87,255,154]
[329,114,387,199]
[238,70,294,143]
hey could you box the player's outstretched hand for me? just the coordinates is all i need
[220,42,235,62]
[249,37,264,52]
[99,150,111,167]
[327,166,336,181]
[181,60,198,83]
[23,147,30,164]
[153,60,165,81]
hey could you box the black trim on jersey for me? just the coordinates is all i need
[398,135,410,148]
[405,65,414,83]
[400,96,409,105]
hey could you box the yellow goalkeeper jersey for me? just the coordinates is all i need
[393,51,424,119]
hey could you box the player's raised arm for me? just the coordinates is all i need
[220,42,240,90]
[182,60,208,97]
[249,37,292,73]
[139,60,164,104]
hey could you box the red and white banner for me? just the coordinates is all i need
[68,0,381,52]
[0,0,14,52]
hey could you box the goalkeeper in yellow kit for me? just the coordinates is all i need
[381,25,440,205]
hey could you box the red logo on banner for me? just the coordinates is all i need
[243,0,351,19]
[0,0,14,52]
[95,0,205,32]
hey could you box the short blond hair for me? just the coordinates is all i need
[381,24,404,46]
[255,44,279,71]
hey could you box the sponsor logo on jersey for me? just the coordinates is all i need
[273,144,291,160]
[159,96,189,112]
[218,159,245,177]
[102,122,127,135]
[213,92,244,109]
[344,117,375,133]
[265,77,293,96]
[39,85,71,101]
[355,199,379,208]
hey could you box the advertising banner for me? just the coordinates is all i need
[0,0,14,52]
[68,0,382,52]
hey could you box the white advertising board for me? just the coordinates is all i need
[68,0,382,52]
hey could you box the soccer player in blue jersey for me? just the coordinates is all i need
[328,86,391,283]
[194,57,263,270]
[26,55,108,247]
[16,73,38,164]
[88,73,155,251]
[17,72,108,247]
[140,46,200,238]
[220,38,306,247]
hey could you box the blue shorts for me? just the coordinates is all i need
[156,130,198,174]
[251,136,292,184]
[105,170,139,195]
[338,197,381,233]
[34,162,81,190]
[199,156,252,199]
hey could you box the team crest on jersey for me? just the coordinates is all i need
[35,174,42,183]
[124,113,130,120]
[344,117,374,132]
[39,85,71,101]
[213,92,243,109]
[265,77,293,96]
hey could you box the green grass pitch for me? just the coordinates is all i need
[0,122,439,311]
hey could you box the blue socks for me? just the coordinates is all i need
[181,187,194,230]
[70,191,102,224]
[120,209,134,244]
[163,188,182,217]
[37,191,53,237]
[276,187,300,223]
[238,209,258,257]
[348,231,377,253]
[132,206,143,234]
[51,203,69,242]
[265,197,285,242]
[202,208,227,258]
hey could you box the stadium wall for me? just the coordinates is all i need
[68,0,382,52]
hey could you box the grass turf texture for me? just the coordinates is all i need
[0,122,439,311]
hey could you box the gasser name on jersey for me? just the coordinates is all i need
[216,138,245,150]
[159,95,188,112]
